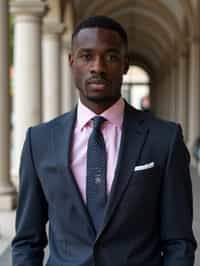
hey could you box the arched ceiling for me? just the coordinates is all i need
[59,0,195,76]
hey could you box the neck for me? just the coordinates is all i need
[80,97,120,114]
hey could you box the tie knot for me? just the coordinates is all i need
[92,116,106,131]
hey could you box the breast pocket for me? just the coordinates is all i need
[122,166,162,217]
[125,165,162,203]
[130,166,161,185]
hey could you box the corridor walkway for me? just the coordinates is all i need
[0,167,199,265]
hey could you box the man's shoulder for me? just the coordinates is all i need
[25,109,76,150]
[127,104,179,134]
[147,113,179,133]
[31,109,76,132]
[128,107,184,151]
[125,105,181,147]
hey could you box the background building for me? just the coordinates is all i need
[0,0,199,264]
[1,0,200,205]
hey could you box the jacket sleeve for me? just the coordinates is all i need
[160,125,197,266]
[12,128,48,266]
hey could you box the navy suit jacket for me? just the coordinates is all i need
[12,102,197,266]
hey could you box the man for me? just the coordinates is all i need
[12,16,196,266]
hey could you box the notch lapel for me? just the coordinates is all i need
[99,104,150,236]
[53,108,96,237]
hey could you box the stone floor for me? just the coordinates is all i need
[0,167,199,266]
[191,167,200,265]
[0,210,16,266]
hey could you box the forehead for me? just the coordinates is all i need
[72,27,124,51]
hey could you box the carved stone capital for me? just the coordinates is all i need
[10,1,47,18]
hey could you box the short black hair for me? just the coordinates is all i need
[72,15,128,49]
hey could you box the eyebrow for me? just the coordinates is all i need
[106,48,121,54]
[78,48,121,53]
[78,48,93,53]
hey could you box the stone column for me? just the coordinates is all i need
[177,50,188,139]
[169,64,178,121]
[61,0,78,113]
[153,79,162,118]
[61,36,77,113]
[11,1,46,180]
[149,79,156,114]
[62,1,78,113]
[154,82,162,118]
[187,37,200,150]
[157,71,170,120]
[166,73,172,119]
[0,0,16,209]
[158,78,165,118]
[42,22,65,121]
[161,74,171,120]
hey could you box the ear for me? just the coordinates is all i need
[68,53,73,67]
[124,55,130,74]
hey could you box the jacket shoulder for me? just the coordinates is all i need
[127,104,183,147]
[127,103,180,134]
[148,114,180,133]
[30,110,75,135]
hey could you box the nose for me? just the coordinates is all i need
[90,56,106,74]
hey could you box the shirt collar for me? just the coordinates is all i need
[77,97,125,131]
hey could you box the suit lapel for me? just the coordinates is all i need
[53,108,96,237]
[99,103,150,236]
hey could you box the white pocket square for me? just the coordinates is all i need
[134,162,155,172]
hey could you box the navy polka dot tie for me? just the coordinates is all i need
[86,116,107,233]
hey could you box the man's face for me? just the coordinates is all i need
[69,27,129,109]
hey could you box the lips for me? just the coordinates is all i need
[88,83,106,90]
[87,79,108,90]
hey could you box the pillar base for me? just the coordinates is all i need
[0,184,17,210]
[0,193,16,210]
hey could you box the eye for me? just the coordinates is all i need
[106,53,120,62]
[80,53,92,61]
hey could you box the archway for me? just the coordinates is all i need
[122,65,150,111]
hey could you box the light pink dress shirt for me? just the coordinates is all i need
[71,98,125,203]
